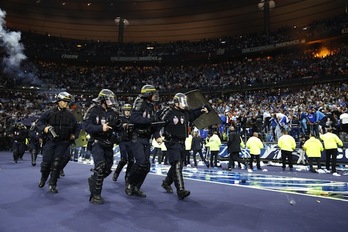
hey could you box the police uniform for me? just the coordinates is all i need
[11,122,29,163]
[84,99,121,204]
[37,92,79,193]
[125,85,161,197]
[160,93,206,200]
[28,121,42,166]
[112,108,134,182]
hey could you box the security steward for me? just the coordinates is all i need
[37,92,79,193]
[83,89,122,204]
[112,103,134,183]
[125,84,162,197]
[159,93,208,200]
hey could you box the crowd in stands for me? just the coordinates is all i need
[0,13,348,150]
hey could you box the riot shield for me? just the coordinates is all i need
[185,89,222,129]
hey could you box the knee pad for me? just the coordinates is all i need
[51,157,61,170]
[127,163,149,183]
[40,162,51,177]
[94,161,106,175]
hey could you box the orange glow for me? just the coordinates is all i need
[314,47,331,58]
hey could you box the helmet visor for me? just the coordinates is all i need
[152,91,159,102]
[177,95,188,110]
[105,96,117,107]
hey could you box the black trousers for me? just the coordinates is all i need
[210,151,218,167]
[229,151,245,169]
[308,157,321,172]
[192,149,205,167]
[249,154,261,170]
[325,148,338,173]
[281,150,293,169]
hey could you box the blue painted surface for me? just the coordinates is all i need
[150,165,348,201]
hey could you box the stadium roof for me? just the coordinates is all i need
[0,0,346,43]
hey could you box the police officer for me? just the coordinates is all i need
[60,103,84,177]
[125,84,162,197]
[11,122,29,163]
[112,103,134,182]
[37,92,79,193]
[159,93,208,200]
[28,120,42,166]
[83,89,122,204]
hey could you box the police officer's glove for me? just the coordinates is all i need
[201,105,209,114]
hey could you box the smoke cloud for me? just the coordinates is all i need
[0,8,41,86]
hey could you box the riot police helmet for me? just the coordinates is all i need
[56,92,72,103]
[94,89,117,107]
[122,103,132,111]
[15,122,26,129]
[173,93,189,110]
[140,84,159,101]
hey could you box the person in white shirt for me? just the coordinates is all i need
[340,112,348,133]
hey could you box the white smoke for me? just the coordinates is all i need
[0,8,41,86]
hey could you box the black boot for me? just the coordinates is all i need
[88,177,104,204]
[48,157,61,193]
[13,151,18,163]
[178,189,190,200]
[125,183,134,196]
[173,161,190,200]
[89,194,104,204]
[162,166,174,193]
[112,172,119,182]
[60,155,71,176]
[60,170,65,177]
[49,185,58,193]
[31,150,38,166]
[38,179,46,188]
[88,162,105,204]
[133,186,146,197]
[113,159,127,182]
[125,160,134,184]
[38,162,51,188]
[125,163,149,197]
[161,180,173,193]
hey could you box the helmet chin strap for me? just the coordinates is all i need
[174,103,184,111]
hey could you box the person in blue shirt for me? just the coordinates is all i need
[306,107,318,136]
[299,109,308,136]
[269,114,278,142]
[315,107,327,133]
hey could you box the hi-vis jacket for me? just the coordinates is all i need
[246,136,263,155]
[303,137,323,158]
[206,134,221,151]
[278,134,296,152]
[319,132,343,149]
